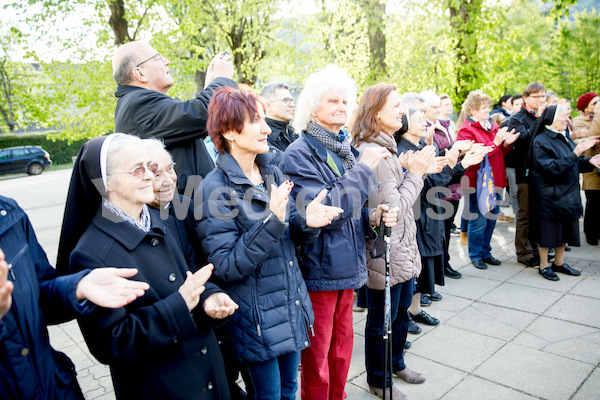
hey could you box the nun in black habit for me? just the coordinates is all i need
[529,105,600,281]
[57,133,237,400]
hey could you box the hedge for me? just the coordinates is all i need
[0,133,86,164]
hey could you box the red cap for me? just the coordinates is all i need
[577,92,598,112]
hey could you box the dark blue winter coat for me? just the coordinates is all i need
[0,195,92,400]
[196,151,317,363]
[278,132,379,292]
[70,205,229,400]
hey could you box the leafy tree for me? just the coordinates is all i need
[551,10,600,101]
[159,0,281,87]
[446,0,484,102]
[0,25,48,133]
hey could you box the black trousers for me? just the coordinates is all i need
[365,278,414,388]
[584,191,600,241]
[443,199,460,269]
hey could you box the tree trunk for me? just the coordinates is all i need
[0,63,17,131]
[109,0,130,46]
[361,0,387,83]
[195,69,206,94]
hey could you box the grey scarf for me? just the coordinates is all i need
[305,122,356,171]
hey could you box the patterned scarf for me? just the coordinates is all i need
[103,198,152,233]
[305,122,356,171]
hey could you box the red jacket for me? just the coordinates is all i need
[457,118,511,188]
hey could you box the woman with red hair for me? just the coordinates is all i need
[196,86,343,400]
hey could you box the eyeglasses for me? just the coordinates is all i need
[269,97,294,106]
[136,53,162,68]
[528,94,547,99]
[111,163,159,179]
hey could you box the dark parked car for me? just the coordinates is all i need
[0,145,52,176]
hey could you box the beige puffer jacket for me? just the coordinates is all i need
[573,114,600,191]
[356,132,424,290]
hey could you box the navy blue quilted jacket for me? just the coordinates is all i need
[196,151,317,363]
[278,133,379,292]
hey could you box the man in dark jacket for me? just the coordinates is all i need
[112,41,237,193]
[0,195,148,400]
[260,83,299,158]
[507,82,547,267]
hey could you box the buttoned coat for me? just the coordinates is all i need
[356,133,424,290]
[531,128,596,220]
[196,151,316,363]
[70,205,229,400]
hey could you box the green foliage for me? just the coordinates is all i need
[550,10,600,101]
[0,23,51,132]
[0,133,86,163]
[2,0,600,140]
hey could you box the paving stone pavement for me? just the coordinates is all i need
[2,168,600,400]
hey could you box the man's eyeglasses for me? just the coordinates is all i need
[111,163,159,179]
[269,97,294,106]
[136,53,162,68]
[528,94,547,99]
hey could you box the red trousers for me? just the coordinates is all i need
[301,289,354,400]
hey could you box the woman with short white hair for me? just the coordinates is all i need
[280,65,397,400]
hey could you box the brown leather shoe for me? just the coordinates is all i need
[369,385,407,400]
[394,367,426,384]
[460,232,468,246]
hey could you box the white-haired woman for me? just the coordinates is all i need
[58,133,237,400]
[279,65,397,400]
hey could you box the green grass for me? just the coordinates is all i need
[47,162,74,171]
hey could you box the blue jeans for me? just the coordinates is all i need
[467,192,500,261]
[365,279,414,388]
[241,351,300,400]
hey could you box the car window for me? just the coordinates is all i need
[0,150,10,160]
[12,149,27,157]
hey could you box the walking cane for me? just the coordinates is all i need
[381,204,394,400]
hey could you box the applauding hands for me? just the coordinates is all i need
[574,136,600,157]
[306,189,344,228]
[493,127,520,147]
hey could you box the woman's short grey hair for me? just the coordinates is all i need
[106,134,143,177]
[294,65,357,133]
[420,90,441,108]
[400,92,425,110]
[142,138,174,163]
